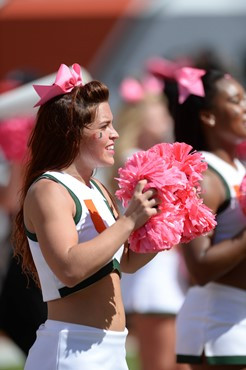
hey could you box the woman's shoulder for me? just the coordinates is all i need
[26,176,72,210]
[201,168,228,213]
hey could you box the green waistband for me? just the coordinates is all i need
[177,354,246,365]
[58,258,121,298]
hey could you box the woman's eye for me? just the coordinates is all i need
[229,97,240,105]
[102,123,111,130]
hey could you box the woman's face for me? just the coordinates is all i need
[80,102,119,169]
[211,77,246,143]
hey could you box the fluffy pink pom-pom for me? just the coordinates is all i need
[178,186,217,242]
[129,211,184,253]
[0,116,35,162]
[149,142,207,187]
[239,175,246,215]
[115,142,216,253]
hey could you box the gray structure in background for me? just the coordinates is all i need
[90,0,246,116]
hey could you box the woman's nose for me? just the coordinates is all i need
[241,94,246,110]
[110,126,119,139]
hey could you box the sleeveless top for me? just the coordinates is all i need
[26,171,124,302]
[201,152,246,243]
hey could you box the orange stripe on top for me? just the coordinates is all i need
[233,185,241,198]
[84,199,106,233]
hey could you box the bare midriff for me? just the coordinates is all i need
[47,271,126,331]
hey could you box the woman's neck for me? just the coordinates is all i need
[211,148,237,168]
[62,163,93,186]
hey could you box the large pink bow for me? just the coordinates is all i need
[33,63,83,107]
[146,57,181,79]
[146,57,205,103]
[175,67,206,104]
[119,76,164,103]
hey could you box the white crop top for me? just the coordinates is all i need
[26,171,124,302]
[201,152,246,243]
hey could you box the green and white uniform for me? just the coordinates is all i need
[24,171,128,370]
[176,152,246,366]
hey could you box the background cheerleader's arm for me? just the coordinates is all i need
[0,161,23,214]
[181,169,246,286]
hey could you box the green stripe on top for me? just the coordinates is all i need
[58,258,121,298]
[177,354,246,365]
[90,179,116,219]
[177,355,202,364]
[207,356,246,365]
[25,173,82,241]
[25,226,38,242]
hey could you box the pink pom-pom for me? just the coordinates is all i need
[178,185,217,243]
[115,142,216,253]
[239,175,246,215]
[129,211,184,253]
[0,116,35,162]
[149,142,207,187]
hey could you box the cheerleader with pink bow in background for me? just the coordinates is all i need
[13,62,216,370]
[147,57,246,369]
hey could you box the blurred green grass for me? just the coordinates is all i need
[127,354,140,370]
[0,354,139,370]
[0,337,140,370]
[0,358,139,370]
[0,367,23,370]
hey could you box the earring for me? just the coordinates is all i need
[210,117,215,126]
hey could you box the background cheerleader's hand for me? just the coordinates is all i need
[124,179,160,231]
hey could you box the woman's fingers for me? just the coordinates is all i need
[134,179,148,194]
[125,180,161,230]
[148,197,160,209]
[134,181,160,208]
[143,188,158,200]
[134,180,157,198]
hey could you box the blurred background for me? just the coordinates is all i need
[1,0,246,114]
[0,0,246,369]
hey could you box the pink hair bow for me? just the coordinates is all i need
[146,57,181,79]
[33,63,83,107]
[175,67,206,104]
[146,57,205,103]
[119,76,164,103]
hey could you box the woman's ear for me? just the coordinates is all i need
[200,110,216,127]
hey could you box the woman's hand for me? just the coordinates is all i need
[124,179,160,230]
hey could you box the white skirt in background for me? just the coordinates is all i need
[24,320,129,370]
[176,282,246,365]
[121,249,188,315]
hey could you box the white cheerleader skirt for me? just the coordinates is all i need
[121,249,188,315]
[24,320,129,370]
[176,282,246,365]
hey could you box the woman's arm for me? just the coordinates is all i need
[120,246,157,273]
[182,169,246,285]
[24,179,159,287]
[0,162,23,214]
